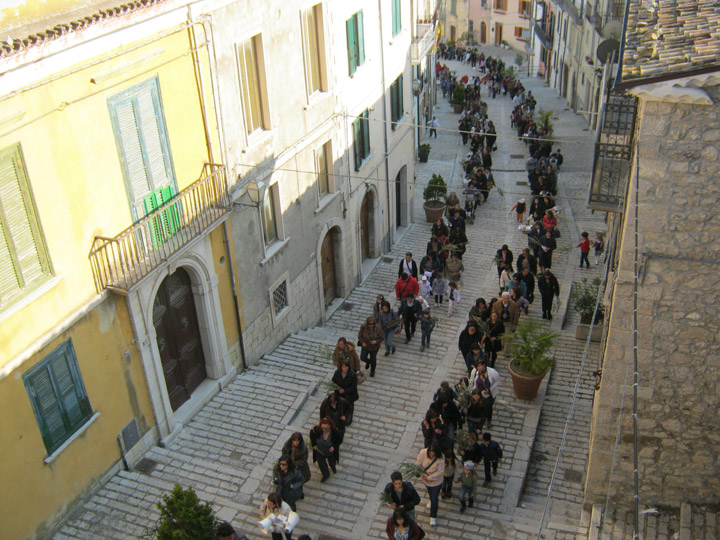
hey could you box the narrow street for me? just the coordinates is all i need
[56,46,604,540]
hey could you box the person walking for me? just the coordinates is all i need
[399,293,422,344]
[538,270,560,320]
[464,389,486,436]
[384,472,422,522]
[332,338,360,374]
[398,252,419,279]
[378,301,399,356]
[332,361,359,403]
[282,432,311,483]
[271,457,305,511]
[447,281,461,316]
[357,316,383,377]
[427,116,439,138]
[385,508,425,540]
[483,310,505,368]
[432,273,448,307]
[420,309,435,352]
[593,232,605,265]
[458,461,478,513]
[395,272,420,301]
[259,493,298,540]
[416,442,445,527]
[309,417,342,482]
[479,432,503,487]
[471,360,500,427]
[577,231,591,269]
[319,390,352,444]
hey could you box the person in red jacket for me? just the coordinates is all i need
[577,231,590,269]
[395,273,419,300]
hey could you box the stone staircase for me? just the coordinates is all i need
[588,502,720,539]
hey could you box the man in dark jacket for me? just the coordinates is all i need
[479,432,503,486]
[398,293,422,343]
[538,270,560,319]
[398,251,418,279]
[432,393,461,446]
[384,471,422,522]
[495,244,513,278]
[519,265,536,304]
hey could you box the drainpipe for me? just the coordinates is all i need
[187,10,247,371]
[377,0,393,252]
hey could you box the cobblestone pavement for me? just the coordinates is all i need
[55,46,608,540]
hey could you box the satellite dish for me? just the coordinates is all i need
[602,20,623,40]
[596,38,620,64]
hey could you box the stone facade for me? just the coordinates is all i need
[584,91,720,507]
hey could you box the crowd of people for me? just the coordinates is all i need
[215,46,602,540]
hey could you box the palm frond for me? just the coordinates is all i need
[397,461,426,479]
[379,490,393,504]
[320,379,340,393]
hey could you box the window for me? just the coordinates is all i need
[353,110,371,170]
[316,141,332,196]
[469,20,474,33]
[494,0,506,11]
[271,279,289,316]
[301,4,328,94]
[261,183,279,246]
[391,0,402,36]
[346,11,366,75]
[515,26,524,38]
[238,34,270,134]
[519,0,531,16]
[24,340,93,455]
[108,77,176,221]
[451,0,457,16]
[0,144,52,310]
[390,75,404,128]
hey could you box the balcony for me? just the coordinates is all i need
[411,22,435,64]
[534,22,553,49]
[89,163,230,293]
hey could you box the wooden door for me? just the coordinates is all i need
[153,268,206,411]
[321,232,336,306]
[495,24,503,45]
[360,194,370,259]
[481,22,487,44]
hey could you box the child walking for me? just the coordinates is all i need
[420,309,435,352]
[432,273,448,307]
[440,449,457,500]
[577,231,590,269]
[447,281,461,316]
[510,198,526,222]
[458,461,478,512]
[593,232,605,265]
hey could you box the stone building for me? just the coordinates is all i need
[442,0,532,51]
[584,0,720,511]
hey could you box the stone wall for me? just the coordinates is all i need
[584,92,720,507]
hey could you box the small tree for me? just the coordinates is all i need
[570,277,605,324]
[154,485,217,540]
[503,319,558,376]
[422,173,447,205]
[451,84,466,106]
[536,109,558,135]
[515,53,525,68]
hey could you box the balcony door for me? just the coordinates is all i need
[153,268,206,411]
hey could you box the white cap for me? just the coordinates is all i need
[464,461,475,470]
[421,275,428,281]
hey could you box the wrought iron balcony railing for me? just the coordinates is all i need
[89,163,230,293]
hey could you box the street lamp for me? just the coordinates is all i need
[233,180,267,209]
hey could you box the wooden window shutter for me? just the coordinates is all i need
[347,16,358,74]
[113,99,151,219]
[0,144,49,305]
[362,111,370,159]
[357,11,365,66]
[353,118,361,170]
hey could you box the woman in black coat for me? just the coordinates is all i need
[484,310,505,368]
[332,361,358,403]
[309,417,343,482]
[320,391,352,445]
[538,270,560,320]
[282,432,311,483]
[272,457,305,511]
[458,323,481,360]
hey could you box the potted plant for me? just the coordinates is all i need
[501,39,510,49]
[504,318,558,399]
[422,173,447,223]
[570,277,605,342]
[418,143,431,163]
[151,484,217,540]
[451,84,466,113]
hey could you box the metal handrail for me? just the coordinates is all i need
[89,163,230,293]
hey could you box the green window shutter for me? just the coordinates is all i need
[357,11,365,66]
[0,144,49,306]
[353,118,361,170]
[393,0,402,36]
[362,111,370,160]
[398,75,404,120]
[24,340,92,454]
[109,78,176,222]
[346,17,358,75]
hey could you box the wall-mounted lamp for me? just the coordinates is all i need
[412,79,422,96]
[233,180,267,209]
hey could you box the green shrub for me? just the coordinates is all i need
[503,319,558,376]
[154,485,217,540]
[423,173,447,202]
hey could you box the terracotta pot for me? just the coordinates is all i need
[508,360,547,400]
[423,201,446,223]
[452,103,464,113]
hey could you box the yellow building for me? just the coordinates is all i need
[0,2,240,538]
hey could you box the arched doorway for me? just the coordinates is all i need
[320,229,339,306]
[360,192,373,260]
[481,22,487,44]
[153,268,206,411]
